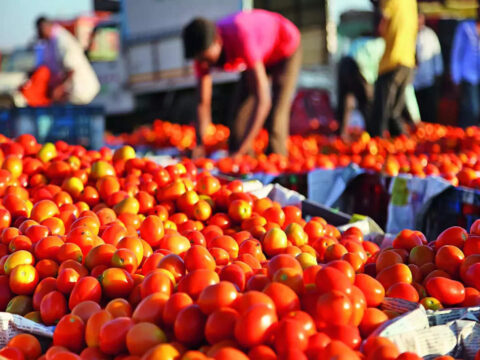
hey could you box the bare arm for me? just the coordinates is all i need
[234,62,271,156]
[194,73,213,157]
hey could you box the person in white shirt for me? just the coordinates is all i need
[414,12,444,123]
[36,17,100,105]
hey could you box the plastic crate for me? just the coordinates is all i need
[418,186,480,240]
[333,173,391,230]
[0,106,105,149]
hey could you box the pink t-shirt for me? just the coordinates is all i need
[195,10,300,77]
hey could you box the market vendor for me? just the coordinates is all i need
[182,10,301,157]
[35,16,100,105]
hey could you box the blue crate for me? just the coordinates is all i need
[0,106,105,149]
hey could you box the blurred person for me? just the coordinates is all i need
[414,11,443,124]
[337,36,420,138]
[182,10,301,157]
[451,10,480,128]
[36,16,100,105]
[369,0,418,137]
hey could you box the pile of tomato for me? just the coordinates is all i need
[107,121,480,189]
[1,134,480,360]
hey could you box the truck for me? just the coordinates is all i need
[87,0,331,131]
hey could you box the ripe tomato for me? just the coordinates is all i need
[205,307,240,345]
[162,292,193,327]
[315,267,352,295]
[140,269,172,299]
[234,303,278,348]
[68,276,102,310]
[274,318,308,355]
[71,300,101,323]
[99,317,134,355]
[9,264,39,295]
[435,226,468,249]
[425,277,465,306]
[40,290,67,325]
[53,314,85,353]
[316,290,352,327]
[263,282,300,317]
[139,215,164,247]
[174,304,207,346]
[197,281,238,314]
[7,333,41,360]
[177,269,219,300]
[100,268,134,298]
[126,322,167,356]
[184,245,216,272]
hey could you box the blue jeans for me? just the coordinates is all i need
[460,81,480,128]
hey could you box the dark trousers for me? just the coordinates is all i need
[336,56,372,134]
[459,81,480,128]
[369,66,414,137]
[228,46,302,156]
[415,84,439,124]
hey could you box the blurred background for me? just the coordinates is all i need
[0,0,477,134]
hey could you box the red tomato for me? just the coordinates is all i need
[234,303,278,348]
[99,317,134,355]
[40,290,67,325]
[425,277,465,306]
[197,281,238,314]
[274,318,308,355]
[174,304,207,346]
[68,276,102,310]
[205,307,240,345]
[315,267,352,295]
[53,314,85,353]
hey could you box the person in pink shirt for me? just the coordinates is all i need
[182,9,301,157]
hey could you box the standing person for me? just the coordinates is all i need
[414,12,444,124]
[337,36,420,137]
[451,13,480,128]
[36,17,100,105]
[182,10,301,157]
[369,0,418,137]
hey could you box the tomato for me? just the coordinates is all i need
[359,308,389,337]
[9,264,38,295]
[142,344,180,360]
[56,268,80,294]
[126,322,167,356]
[274,318,308,355]
[315,267,352,295]
[392,230,425,251]
[139,215,164,247]
[197,281,238,315]
[205,307,240,345]
[234,303,278,348]
[434,245,464,276]
[100,268,134,298]
[263,282,300,317]
[53,314,85,353]
[214,347,249,360]
[174,304,207,346]
[162,292,193,327]
[425,277,465,306]
[140,269,172,299]
[71,300,101,323]
[99,317,134,355]
[40,290,67,325]
[85,310,113,348]
[111,248,138,274]
[376,263,412,290]
[0,274,12,311]
[105,298,132,318]
[386,282,419,303]
[219,263,246,292]
[68,276,102,310]
[7,333,41,360]
[435,226,468,249]
[177,269,219,300]
[0,346,25,360]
